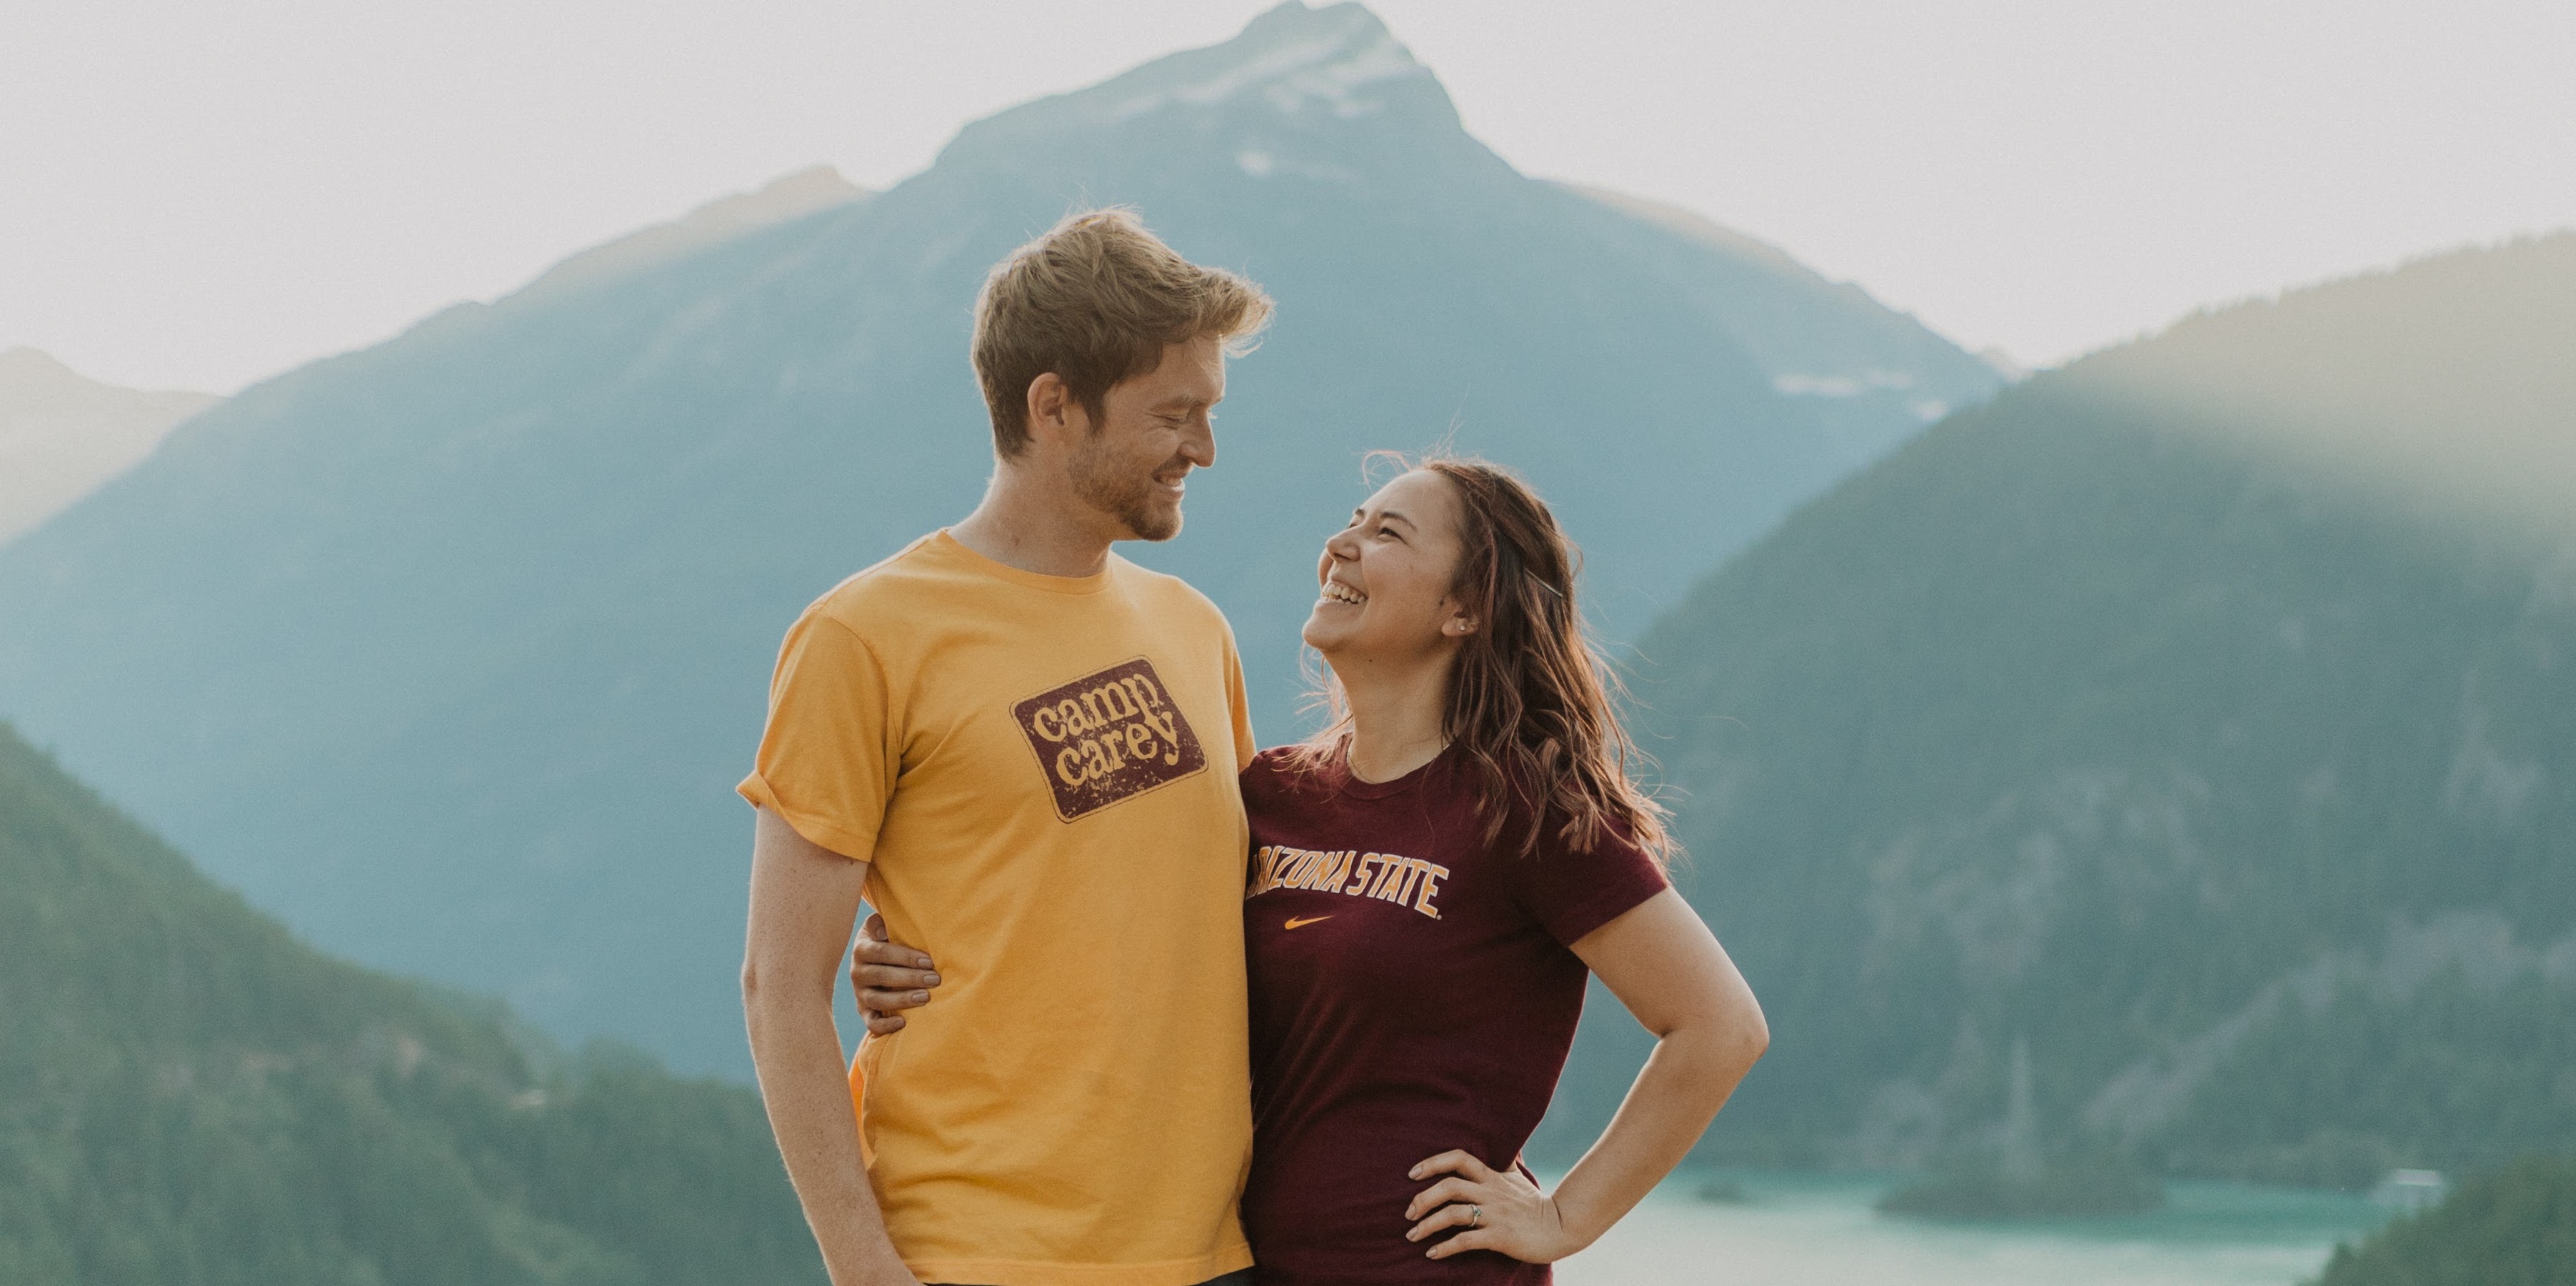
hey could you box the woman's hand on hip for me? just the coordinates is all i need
[1403,1150,1579,1262]
[848,913,939,1035]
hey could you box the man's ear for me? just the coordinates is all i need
[1023,372,1085,450]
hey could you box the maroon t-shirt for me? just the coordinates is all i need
[1238,745,1669,1285]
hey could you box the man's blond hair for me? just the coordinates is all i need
[972,209,1273,457]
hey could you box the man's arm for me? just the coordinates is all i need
[742,806,920,1286]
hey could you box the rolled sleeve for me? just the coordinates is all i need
[738,613,896,863]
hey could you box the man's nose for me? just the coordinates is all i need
[1183,417,1216,468]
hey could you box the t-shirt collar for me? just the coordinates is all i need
[1336,739,1456,800]
[931,529,1115,596]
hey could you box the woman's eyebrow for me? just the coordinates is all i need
[1378,509,1416,529]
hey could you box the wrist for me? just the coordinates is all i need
[825,1229,917,1286]
[1543,1191,1603,1257]
[833,1257,917,1286]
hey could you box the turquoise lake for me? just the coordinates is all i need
[1552,1171,2389,1285]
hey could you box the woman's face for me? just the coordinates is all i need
[1301,469,1475,663]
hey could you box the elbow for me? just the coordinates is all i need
[1726,991,1771,1069]
[1674,995,1769,1080]
[740,956,813,1060]
[740,955,796,1033]
[1737,1010,1772,1068]
[740,952,831,1029]
[740,957,770,1034]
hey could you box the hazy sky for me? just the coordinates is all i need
[6,0,2572,394]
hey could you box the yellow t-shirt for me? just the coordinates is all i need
[738,530,1258,1286]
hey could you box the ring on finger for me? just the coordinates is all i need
[1470,1205,1483,1229]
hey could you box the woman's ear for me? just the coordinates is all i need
[1442,606,1479,638]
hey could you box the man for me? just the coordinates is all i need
[738,209,1273,1286]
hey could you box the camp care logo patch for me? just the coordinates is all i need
[1011,657,1207,822]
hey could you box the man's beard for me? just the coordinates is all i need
[1069,438,1182,542]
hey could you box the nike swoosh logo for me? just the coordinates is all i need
[1284,915,1333,930]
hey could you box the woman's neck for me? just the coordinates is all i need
[1333,649,1453,783]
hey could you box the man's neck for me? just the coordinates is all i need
[949,471,1116,579]
[1335,650,1455,783]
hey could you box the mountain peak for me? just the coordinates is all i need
[940,3,1457,169]
[1096,2,1424,122]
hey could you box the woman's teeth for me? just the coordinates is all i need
[1322,581,1366,606]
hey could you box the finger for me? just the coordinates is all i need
[1425,1227,1496,1260]
[859,986,933,1013]
[1404,1201,1480,1243]
[1403,1177,1478,1221]
[852,964,941,991]
[856,913,936,967]
[863,1010,907,1035]
[851,936,934,970]
[1408,1150,1493,1183]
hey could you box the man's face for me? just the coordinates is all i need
[1067,335,1225,542]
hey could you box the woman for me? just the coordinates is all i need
[1234,456,1765,1281]
[869,457,1768,1281]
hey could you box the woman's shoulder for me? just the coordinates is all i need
[1241,742,1345,804]
[1244,743,1323,784]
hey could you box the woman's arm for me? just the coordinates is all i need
[1405,888,1767,1261]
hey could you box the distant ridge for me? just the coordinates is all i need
[1567,184,1860,293]
[524,166,871,299]
[1562,181,2015,411]
[2082,231,2576,540]
[1533,234,2576,1179]
[0,349,216,545]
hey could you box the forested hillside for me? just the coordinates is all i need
[2312,1154,2576,1285]
[0,722,819,1284]
[1535,235,2576,1180]
[0,1,1996,1076]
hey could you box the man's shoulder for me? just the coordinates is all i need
[1108,555,1232,634]
[798,534,953,633]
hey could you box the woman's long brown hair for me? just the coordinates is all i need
[1300,454,1674,867]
